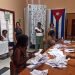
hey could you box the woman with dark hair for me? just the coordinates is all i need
[14,22,22,41]
[46,23,56,48]
[11,34,28,74]
[1,30,8,41]
[48,23,55,37]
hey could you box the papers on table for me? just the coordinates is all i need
[48,48,64,57]
[53,44,67,49]
[64,40,71,44]
[30,69,48,75]
[46,56,67,68]
[54,44,63,48]
[27,54,48,65]
[64,49,75,53]
[27,54,49,69]
[27,42,73,69]
[46,48,68,68]
[27,65,36,69]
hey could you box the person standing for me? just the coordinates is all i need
[14,22,22,41]
[47,23,56,38]
[11,34,28,74]
[1,30,8,41]
[35,22,44,50]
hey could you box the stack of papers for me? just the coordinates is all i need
[46,56,67,68]
[46,49,68,68]
[48,48,64,57]
[27,54,49,69]
[30,69,48,75]
[27,54,48,65]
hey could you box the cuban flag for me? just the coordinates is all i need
[48,9,65,39]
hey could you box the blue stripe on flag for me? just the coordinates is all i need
[56,21,59,39]
[61,11,65,38]
[51,10,53,23]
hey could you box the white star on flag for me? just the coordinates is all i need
[56,12,60,16]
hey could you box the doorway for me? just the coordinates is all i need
[71,19,75,40]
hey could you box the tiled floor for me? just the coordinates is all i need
[0,49,36,75]
[0,57,10,75]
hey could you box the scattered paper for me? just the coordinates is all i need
[64,40,71,44]
[27,54,48,65]
[30,69,48,75]
[46,48,68,68]
[54,44,63,48]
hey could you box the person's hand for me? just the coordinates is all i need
[42,29,44,32]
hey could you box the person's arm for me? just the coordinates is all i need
[0,36,3,41]
[41,28,44,32]
[35,29,41,33]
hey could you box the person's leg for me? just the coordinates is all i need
[39,36,43,49]
[35,36,39,50]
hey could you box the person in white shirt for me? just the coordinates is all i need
[35,22,44,50]
[1,30,8,41]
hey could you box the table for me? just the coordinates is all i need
[0,41,8,55]
[19,42,75,75]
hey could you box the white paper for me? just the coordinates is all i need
[27,65,36,69]
[46,48,68,68]
[48,48,64,57]
[30,69,48,75]
[27,54,48,65]
[64,49,75,52]
[54,44,63,48]
[64,40,71,44]
[34,49,43,56]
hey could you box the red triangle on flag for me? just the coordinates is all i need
[52,9,65,22]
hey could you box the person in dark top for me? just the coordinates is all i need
[14,22,22,41]
[11,34,28,74]
[48,23,55,38]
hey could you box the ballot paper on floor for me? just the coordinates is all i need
[30,69,48,75]
[46,48,68,68]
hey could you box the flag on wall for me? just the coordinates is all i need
[50,9,65,39]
